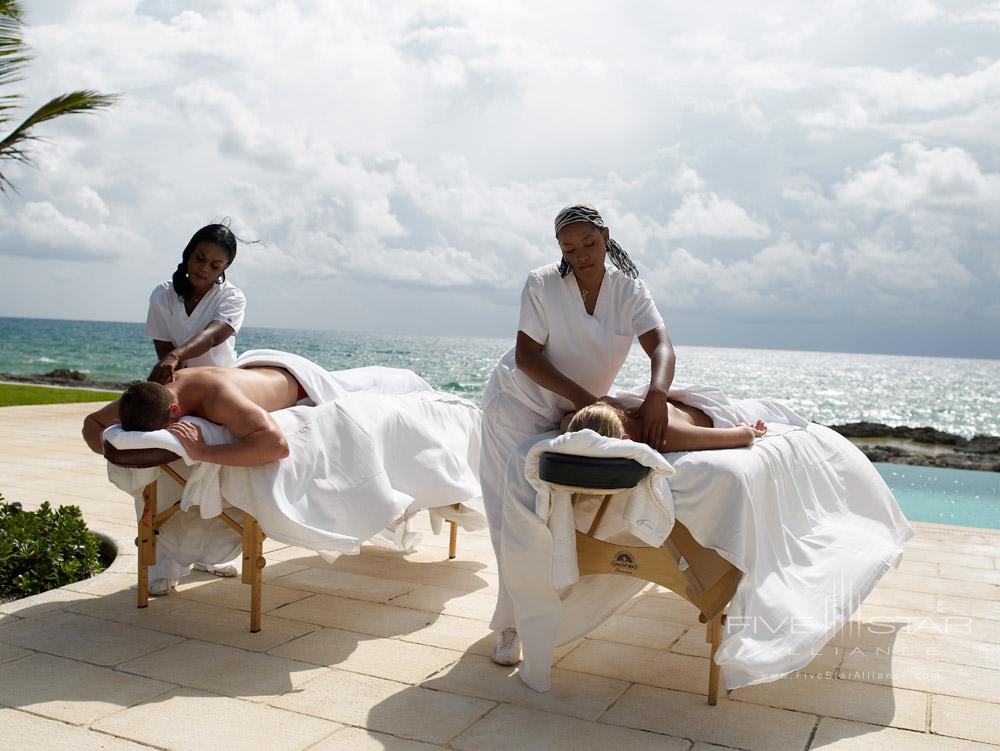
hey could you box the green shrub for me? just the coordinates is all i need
[0,495,105,598]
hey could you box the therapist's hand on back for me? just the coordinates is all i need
[149,353,181,384]
[629,388,670,451]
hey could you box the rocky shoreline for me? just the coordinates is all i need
[827,422,1000,473]
[3,371,997,472]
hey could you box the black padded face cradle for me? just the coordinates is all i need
[538,452,650,490]
[103,441,182,468]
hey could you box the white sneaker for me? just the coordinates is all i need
[148,578,172,596]
[490,627,522,666]
[192,562,239,577]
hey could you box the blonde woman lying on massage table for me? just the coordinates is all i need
[563,400,768,448]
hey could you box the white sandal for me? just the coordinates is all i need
[490,627,522,666]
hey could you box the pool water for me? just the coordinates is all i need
[876,463,1000,530]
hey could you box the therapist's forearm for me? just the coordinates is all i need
[168,322,234,362]
[515,348,597,410]
[648,343,675,395]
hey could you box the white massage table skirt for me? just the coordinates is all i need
[503,423,913,691]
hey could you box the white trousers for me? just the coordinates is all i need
[480,371,559,630]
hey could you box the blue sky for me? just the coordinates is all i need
[1,1,999,358]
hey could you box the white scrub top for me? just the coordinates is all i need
[494,263,664,420]
[145,280,246,368]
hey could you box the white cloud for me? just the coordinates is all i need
[665,192,771,240]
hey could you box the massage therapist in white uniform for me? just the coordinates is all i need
[146,223,246,384]
[481,204,676,666]
[142,223,246,591]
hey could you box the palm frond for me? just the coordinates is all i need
[0,1,29,91]
[0,90,118,192]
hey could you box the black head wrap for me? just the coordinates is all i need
[553,204,638,279]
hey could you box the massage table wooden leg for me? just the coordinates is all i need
[136,481,157,609]
[448,503,460,559]
[706,614,724,705]
[241,512,266,632]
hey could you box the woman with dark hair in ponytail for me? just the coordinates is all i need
[145,223,246,385]
[480,204,676,666]
[142,223,246,590]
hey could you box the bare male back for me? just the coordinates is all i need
[83,366,303,466]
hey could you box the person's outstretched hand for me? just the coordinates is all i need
[148,353,180,384]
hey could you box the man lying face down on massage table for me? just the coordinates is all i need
[82,365,308,466]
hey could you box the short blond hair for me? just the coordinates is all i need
[567,401,626,439]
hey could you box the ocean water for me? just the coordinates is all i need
[1,316,997,438]
[1,316,998,528]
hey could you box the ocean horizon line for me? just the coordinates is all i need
[1,314,996,364]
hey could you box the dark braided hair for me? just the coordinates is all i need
[171,223,238,303]
[554,204,639,279]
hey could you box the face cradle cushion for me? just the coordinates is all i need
[537,452,651,491]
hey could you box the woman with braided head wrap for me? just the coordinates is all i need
[481,204,676,665]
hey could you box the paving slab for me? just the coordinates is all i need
[810,717,1000,750]
[0,707,155,751]
[0,652,174,725]
[422,653,630,721]
[0,611,183,666]
[270,627,461,683]
[930,694,1000,746]
[453,703,689,751]
[600,683,818,751]
[557,637,710,694]
[93,688,340,751]
[118,638,327,702]
[309,727,447,750]
[269,669,495,744]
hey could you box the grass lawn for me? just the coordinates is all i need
[0,383,119,407]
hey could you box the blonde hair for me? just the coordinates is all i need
[567,401,627,439]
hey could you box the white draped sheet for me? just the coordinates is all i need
[105,353,485,567]
[501,386,913,692]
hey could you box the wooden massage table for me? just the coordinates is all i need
[538,452,743,705]
[104,442,464,633]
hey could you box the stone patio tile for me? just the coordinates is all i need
[901,549,995,569]
[172,574,313,612]
[931,694,1000,746]
[259,545,324,563]
[937,565,1000,588]
[936,594,1000,621]
[838,652,1000,702]
[810,717,1000,750]
[398,612,496,656]
[878,572,1000,600]
[585,614,686,651]
[0,653,173,725]
[691,745,742,751]
[621,593,704,626]
[388,584,498,621]
[0,611,182,666]
[897,559,940,576]
[453,703,688,751]
[93,688,340,751]
[853,605,1000,644]
[0,640,31,664]
[310,727,446,751]
[272,593,435,635]
[270,627,460,683]
[867,587,939,612]
[374,544,498,572]
[270,669,494,744]
[732,673,927,730]
[118,638,327,702]
[62,572,137,597]
[0,707,154,751]
[422,654,629,721]
[906,539,1000,557]
[376,559,500,593]
[66,590,319,651]
[601,683,817,751]
[270,566,416,602]
[558,638,710,695]
[0,586,95,619]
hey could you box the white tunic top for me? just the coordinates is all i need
[494,263,664,420]
[145,280,246,368]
